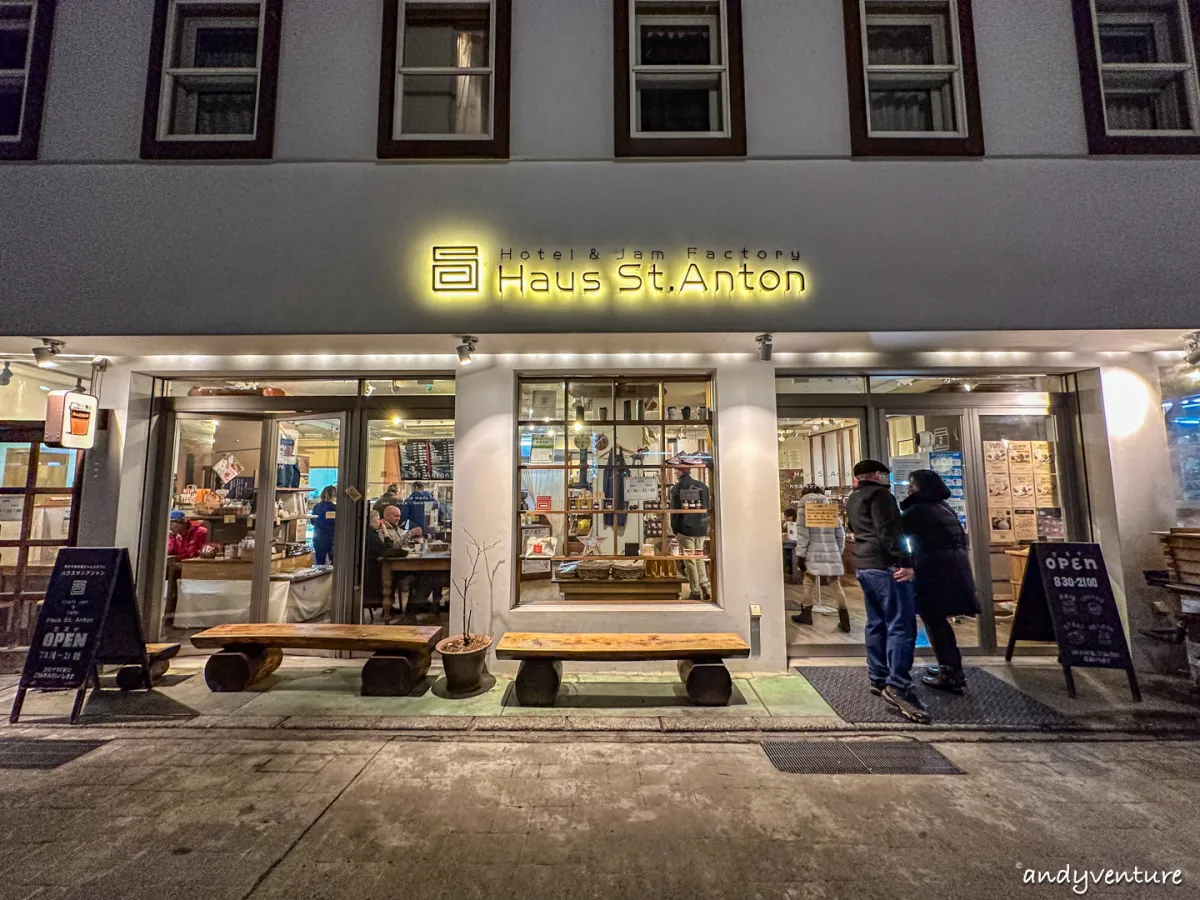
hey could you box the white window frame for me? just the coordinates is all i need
[0,0,36,143]
[394,0,497,141]
[1090,0,1200,136]
[860,0,968,138]
[156,0,265,142]
[629,0,732,139]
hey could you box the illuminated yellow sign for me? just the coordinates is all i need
[425,244,809,304]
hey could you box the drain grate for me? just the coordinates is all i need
[762,740,963,775]
[0,739,108,770]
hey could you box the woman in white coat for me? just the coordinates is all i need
[791,485,851,633]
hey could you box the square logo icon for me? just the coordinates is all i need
[431,246,481,293]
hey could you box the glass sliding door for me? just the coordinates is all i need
[358,412,454,628]
[262,414,343,628]
[778,411,867,651]
[161,411,345,646]
[882,409,979,653]
[976,410,1071,652]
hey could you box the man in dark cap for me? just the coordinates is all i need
[846,459,929,724]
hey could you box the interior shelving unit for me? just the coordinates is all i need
[515,375,717,604]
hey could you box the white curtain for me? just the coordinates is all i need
[454,31,485,134]
[870,91,933,132]
[1105,92,1182,131]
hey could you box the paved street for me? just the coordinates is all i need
[0,733,1195,900]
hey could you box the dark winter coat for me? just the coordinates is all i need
[901,478,980,619]
[846,480,911,570]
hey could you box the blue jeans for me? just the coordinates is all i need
[857,568,917,691]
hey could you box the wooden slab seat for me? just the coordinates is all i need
[190,624,442,696]
[495,632,751,707]
[116,642,182,691]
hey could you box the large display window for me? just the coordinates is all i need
[516,376,717,604]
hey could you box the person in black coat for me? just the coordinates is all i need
[901,469,980,693]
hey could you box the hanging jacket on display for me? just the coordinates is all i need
[669,472,710,537]
[603,449,629,528]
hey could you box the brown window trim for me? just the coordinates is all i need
[613,0,747,158]
[140,0,284,161]
[1071,0,1200,155]
[842,0,985,157]
[377,0,512,160]
[1,0,56,162]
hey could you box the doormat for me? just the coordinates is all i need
[0,739,108,770]
[795,666,1073,728]
[763,740,963,775]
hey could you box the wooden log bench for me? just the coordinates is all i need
[116,642,182,691]
[190,624,442,696]
[495,632,751,707]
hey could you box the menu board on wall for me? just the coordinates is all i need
[1013,510,1038,542]
[1010,473,1036,506]
[528,434,555,465]
[983,441,1008,472]
[989,508,1015,544]
[1032,441,1053,472]
[402,439,455,480]
[1008,441,1033,474]
[930,451,967,530]
[986,472,1011,506]
[1035,472,1057,507]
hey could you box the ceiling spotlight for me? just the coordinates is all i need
[32,338,64,368]
[457,336,477,366]
[1184,332,1200,367]
[0,362,11,387]
[755,334,773,362]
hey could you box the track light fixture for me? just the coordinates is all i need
[756,333,773,362]
[457,336,477,366]
[1184,332,1200,368]
[32,338,64,369]
[0,362,11,387]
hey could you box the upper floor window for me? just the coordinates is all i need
[141,0,283,160]
[378,0,512,159]
[614,0,747,157]
[1072,0,1200,153]
[842,0,984,156]
[0,0,55,161]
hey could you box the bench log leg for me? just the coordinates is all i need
[204,646,283,692]
[514,659,562,707]
[678,658,733,706]
[361,651,430,697]
[116,658,172,691]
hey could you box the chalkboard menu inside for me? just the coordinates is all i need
[401,439,455,481]
[10,548,150,724]
[1006,542,1141,701]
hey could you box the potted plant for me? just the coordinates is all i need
[436,531,503,694]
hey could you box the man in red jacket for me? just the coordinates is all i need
[167,510,208,560]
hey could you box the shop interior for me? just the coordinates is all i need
[517,377,716,604]
[157,377,456,646]
[778,373,1078,657]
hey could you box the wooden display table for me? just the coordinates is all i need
[191,623,442,695]
[553,577,687,602]
[496,631,751,707]
[380,552,452,617]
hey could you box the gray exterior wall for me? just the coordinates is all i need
[3,0,1198,337]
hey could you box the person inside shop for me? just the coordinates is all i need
[311,485,336,566]
[782,507,798,537]
[902,468,979,694]
[791,485,851,634]
[400,482,439,532]
[670,467,711,601]
[846,460,928,724]
[167,510,208,561]
[782,506,799,582]
[373,483,401,516]
[364,505,423,619]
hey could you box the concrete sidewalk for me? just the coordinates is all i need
[0,731,1196,899]
[1,657,1195,737]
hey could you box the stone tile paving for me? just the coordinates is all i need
[0,734,1196,898]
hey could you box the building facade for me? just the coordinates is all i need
[2,0,1199,674]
